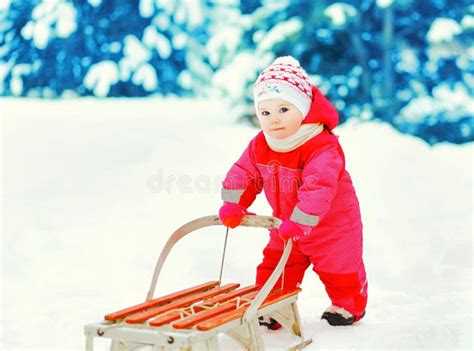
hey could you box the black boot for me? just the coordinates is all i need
[258,315,282,330]
[321,306,365,326]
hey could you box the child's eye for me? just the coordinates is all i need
[261,111,270,116]
[279,107,289,113]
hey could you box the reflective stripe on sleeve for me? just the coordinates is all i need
[290,206,319,226]
[221,188,245,204]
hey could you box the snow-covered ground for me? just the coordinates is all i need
[1,97,472,350]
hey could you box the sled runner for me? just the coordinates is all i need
[84,215,312,350]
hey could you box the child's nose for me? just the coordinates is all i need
[270,116,280,124]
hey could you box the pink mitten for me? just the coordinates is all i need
[219,203,246,228]
[279,220,311,241]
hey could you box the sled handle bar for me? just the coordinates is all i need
[146,215,289,322]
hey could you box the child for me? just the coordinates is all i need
[218,56,368,327]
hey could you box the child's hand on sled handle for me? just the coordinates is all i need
[218,202,255,228]
[279,220,312,241]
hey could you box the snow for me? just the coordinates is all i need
[22,0,77,49]
[8,63,34,96]
[177,70,193,89]
[396,49,419,74]
[256,18,303,52]
[132,63,158,92]
[461,15,474,29]
[427,18,462,43]
[80,34,161,93]
[139,0,155,18]
[324,3,357,27]
[156,0,174,15]
[153,12,170,31]
[207,27,243,66]
[177,0,204,30]
[398,82,474,124]
[376,0,393,8]
[55,2,77,39]
[211,52,264,100]
[143,26,172,60]
[88,0,102,8]
[183,51,214,90]
[171,32,187,50]
[1,97,472,350]
[123,35,152,66]
[0,0,11,11]
[84,61,120,97]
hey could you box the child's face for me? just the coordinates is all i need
[257,99,304,139]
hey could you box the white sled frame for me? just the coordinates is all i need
[84,215,312,350]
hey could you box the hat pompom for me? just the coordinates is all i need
[272,56,301,67]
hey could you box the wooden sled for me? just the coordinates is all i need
[84,215,313,350]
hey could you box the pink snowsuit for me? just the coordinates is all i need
[221,86,368,317]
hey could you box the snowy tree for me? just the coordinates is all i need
[208,0,473,144]
[1,0,472,144]
[0,0,215,97]
[394,5,474,144]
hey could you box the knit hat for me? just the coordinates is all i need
[254,56,313,117]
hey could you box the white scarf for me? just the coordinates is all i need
[263,123,324,152]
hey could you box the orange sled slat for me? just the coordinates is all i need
[170,290,259,329]
[170,302,237,329]
[125,283,240,324]
[104,281,219,322]
[146,310,183,327]
[196,288,301,331]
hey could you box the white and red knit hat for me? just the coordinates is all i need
[253,56,313,117]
